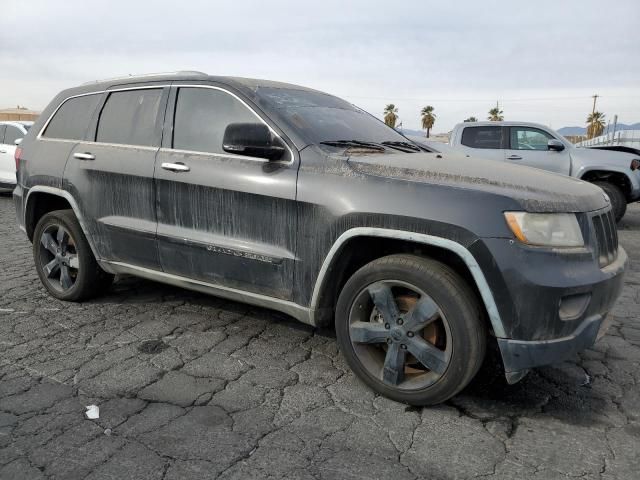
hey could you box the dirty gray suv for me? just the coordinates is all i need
[14,72,627,405]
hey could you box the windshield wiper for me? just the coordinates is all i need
[319,140,386,152]
[380,141,422,153]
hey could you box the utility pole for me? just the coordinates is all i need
[591,94,599,115]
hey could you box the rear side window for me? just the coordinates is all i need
[172,87,258,154]
[96,89,163,147]
[461,126,503,149]
[42,94,102,140]
[4,126,23,145]
[0,125,5,143]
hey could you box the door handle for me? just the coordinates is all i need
[161,162,190,172]
[507,155,522,160]
[73,152,95,161]
[0,149,7,153]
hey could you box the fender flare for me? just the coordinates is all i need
[308,227,506,337]
[24,186,104,264]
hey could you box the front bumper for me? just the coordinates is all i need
[498,312,615,381]
[471,234,627,381]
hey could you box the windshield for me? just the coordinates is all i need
[255,87,410,150]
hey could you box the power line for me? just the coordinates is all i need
[339,94,640,103]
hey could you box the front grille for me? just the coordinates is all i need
[591,208,618,268]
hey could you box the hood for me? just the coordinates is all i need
[348,151,609,213]
[572,146,639,167]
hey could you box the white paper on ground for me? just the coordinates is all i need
[85,405,100,419]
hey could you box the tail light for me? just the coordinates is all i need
[15,147,23,171]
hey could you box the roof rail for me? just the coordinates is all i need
[81,71,208,85]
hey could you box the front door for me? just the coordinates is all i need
[64,86,168,269]
[154,85,298,300]
[504,126,571,175]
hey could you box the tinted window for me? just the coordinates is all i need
[461,126,503,149]
[42,94,102,140]
[96,89,163,146]
[255,87,409,147]
[0,125,5,144]
[510,127,554,150]
[4,126,23,145]
[173,88,259,154]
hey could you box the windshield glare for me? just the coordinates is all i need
[255,87,409,149]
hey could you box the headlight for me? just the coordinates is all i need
[504,212,584,247]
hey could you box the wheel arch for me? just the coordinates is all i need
[309,228,505,337]
[25,186,103,264]
[578,168,633,200]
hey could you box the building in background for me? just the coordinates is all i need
[0,106,40,121]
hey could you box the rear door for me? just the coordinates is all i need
[65,86,169,269]
[154,84,298,300]
[457,126,507,161]
[504,126,571,175]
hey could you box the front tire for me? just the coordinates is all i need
[335,254,487,405]
[33,209,113,301]
[593,181,626,222]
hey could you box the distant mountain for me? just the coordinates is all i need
[557,123,640,137]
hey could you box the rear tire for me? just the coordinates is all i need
[335,254,487,405]
[593,181,626,222]
[33,209,113,301]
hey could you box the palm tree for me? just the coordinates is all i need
[420,106,436,138]
[464,116,478,122]
[586,111,606,139]
[487,103,504,121]
[384,104,398,128]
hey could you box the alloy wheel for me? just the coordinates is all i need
[38,224,80,292]
[348,280,452,390]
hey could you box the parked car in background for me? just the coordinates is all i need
[0,121,32,192]
[13,73,626,405]
[449,121,640,221]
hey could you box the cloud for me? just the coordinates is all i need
[2,0,638,130]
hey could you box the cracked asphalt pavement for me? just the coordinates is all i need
[1,195,639,480]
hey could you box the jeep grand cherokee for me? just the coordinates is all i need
[13,72,626,405]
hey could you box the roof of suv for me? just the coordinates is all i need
[74,71,319,95]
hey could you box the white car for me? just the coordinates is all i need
[0,121,32,192]
[448,121,640,221]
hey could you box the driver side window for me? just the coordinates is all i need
[510,127,554,151]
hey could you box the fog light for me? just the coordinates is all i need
[558,293,591,321]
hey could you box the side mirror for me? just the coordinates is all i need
[222,123,285,161]
[548,139,565,152]
[14,138,23,146]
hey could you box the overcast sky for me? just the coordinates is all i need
[2,0,639,132]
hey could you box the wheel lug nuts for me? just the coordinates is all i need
[397,318,403,326]
[401,344,407,350]
[407,331,414,337]
[384,323,390,330]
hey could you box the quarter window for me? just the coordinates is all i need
[96,89,163,147]
[172,88,262,155]
[510,127,554,151]
[0,126,5,144]
[42,94,102,140]
[4,126,23,145]
[460,126,503,149]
